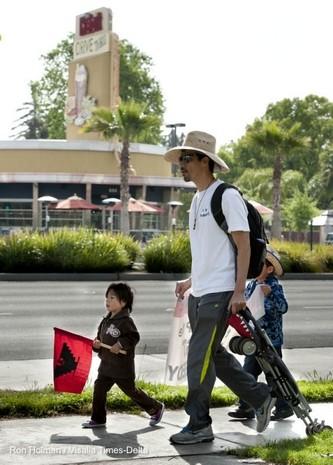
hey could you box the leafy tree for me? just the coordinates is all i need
[11,82,48,139]
[283,190,319,232]
[236,168,273,205]
[245,119,308,239]
[119,40,164,143]
[309,146,333,208]
[216,143,242,183]
[14,35,164,142]
[83,102,161,234]
[266,95,333,180]
[32,35,73,139]
[281,170,307,199]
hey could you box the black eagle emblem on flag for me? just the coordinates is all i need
[54,342,80,378]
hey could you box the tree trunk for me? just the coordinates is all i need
[120,140,130,235]
[271,152,282,239]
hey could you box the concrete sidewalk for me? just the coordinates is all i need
[1,404,332,465]
[1,349,332,465]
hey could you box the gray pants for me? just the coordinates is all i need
[185,292,270,430]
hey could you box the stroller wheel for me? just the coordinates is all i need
[306,422,332,436]
[240,338,257,356]
[229,336,257,356]
[229,336,242,354]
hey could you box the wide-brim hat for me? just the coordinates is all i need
[266,246,284,277]
[164,130,229,172]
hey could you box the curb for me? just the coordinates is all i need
[0,272,333,281]
[0,272,191,281]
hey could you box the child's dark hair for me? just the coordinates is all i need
[105,282,134,312]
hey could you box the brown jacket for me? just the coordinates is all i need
[94,308,140,379]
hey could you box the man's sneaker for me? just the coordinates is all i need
[82,419,106,428]
[256,395,276,433]
[169,424,214,445]
[228,407,255,419]
[270,407,294,421]
[149,403,165,426]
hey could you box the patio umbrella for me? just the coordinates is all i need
[55,194,101,210]
[108,197,162,213]
[249,200,273,216]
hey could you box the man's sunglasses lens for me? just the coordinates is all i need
[179,154,194,163]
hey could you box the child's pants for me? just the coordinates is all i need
[91,374,161,424]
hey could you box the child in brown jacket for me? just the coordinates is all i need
[82,282,164,428]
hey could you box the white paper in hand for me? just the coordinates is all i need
[246,285,265,319]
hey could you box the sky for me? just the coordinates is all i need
[1,0,333,147]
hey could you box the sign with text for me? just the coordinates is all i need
[74,32,109,60]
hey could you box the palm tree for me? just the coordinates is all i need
[246,120,308,239]
[83,101,161,234]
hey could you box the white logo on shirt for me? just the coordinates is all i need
[200,208,209,217]
[106,324,121,338]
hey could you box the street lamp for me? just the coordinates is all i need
[102,197,121,232]
[166,123,186,176]
[168,200,183,232]
[38,196,58,232]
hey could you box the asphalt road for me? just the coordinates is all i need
[0,280,332,361]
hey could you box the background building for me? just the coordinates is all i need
[0,7,193,235]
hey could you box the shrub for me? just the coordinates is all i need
[271,240,329,273]
[115,233,141,264]
[0,229,140,273]
[143,232,191,273]
[0,233,43,272]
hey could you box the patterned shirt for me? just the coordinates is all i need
[245,275,288,347]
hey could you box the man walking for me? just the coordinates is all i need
[164,130,275,444]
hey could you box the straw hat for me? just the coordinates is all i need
[266,245,284,277]
[164,130,229,172]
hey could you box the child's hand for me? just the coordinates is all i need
[260,284,271,296]
[109,342,122,354]
[93,338,101,349]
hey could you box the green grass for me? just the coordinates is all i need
[0,379,332,419]
[0,381,236,418]
[230,429,333,465]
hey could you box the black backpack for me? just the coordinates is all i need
[211,183,268,279]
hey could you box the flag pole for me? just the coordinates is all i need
[99,342,127,355]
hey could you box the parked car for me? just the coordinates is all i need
[325,232,333,244]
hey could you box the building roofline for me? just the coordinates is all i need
[0,139,166,155]
[0,172,195,188]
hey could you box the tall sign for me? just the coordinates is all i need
[66,7,120,140]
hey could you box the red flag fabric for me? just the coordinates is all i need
[53,328,93,394]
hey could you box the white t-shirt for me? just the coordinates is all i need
[189,180,249,297]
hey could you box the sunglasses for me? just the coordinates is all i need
[179,151,205,163]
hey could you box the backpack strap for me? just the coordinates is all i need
[211,182,240,275]
[211,182,239,233]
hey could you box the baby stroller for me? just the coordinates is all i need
[227,308,332,436]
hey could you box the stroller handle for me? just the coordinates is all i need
[239,307,253,322]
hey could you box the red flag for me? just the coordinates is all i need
[53,328,93,394]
